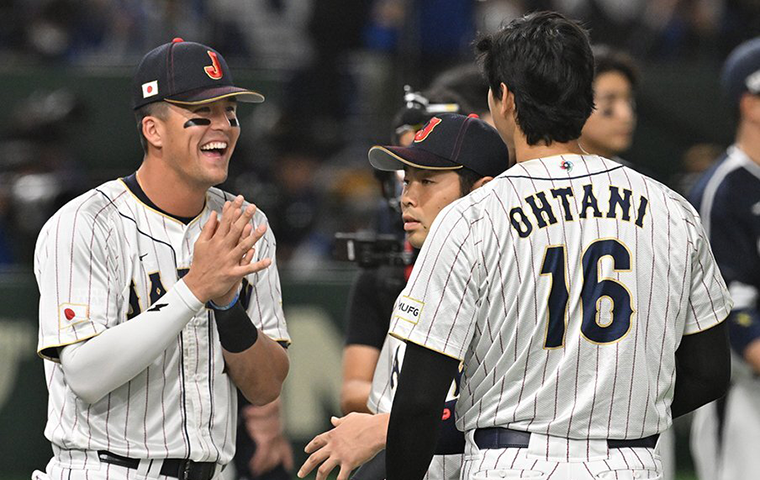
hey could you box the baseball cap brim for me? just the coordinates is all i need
[165,85,265,105]
[368,145,463,172]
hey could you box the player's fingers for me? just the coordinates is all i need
[238,257,271,277]
[331,415,344,427]
[231,204,256,236]
[234,223,267,259]
[240,248,252,267]
[215,201,232,237]
[315,458,340,480]
[297,447,330,478]
[247,223,268,248]
[304,433,328,454]
[198,211,218,241]
[218,196,243,237]
[336,464,353,480]
[224,202,249,241]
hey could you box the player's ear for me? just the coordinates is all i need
[739,93,760,123]
[492,83,513,118]
[142,116,164,150]
[471,176,494,192]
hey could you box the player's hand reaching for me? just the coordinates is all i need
[297,413,388,480]
[184,195,271,304]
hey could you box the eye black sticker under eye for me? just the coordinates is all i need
[184,118,211,128]
[229,118,239,128]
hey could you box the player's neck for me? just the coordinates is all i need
[135,163,206,218]
[735,122,760,166]
[513,131,585,163]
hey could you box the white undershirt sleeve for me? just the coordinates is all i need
[59,279,205,404]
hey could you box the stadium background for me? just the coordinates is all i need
[0,0,757,478]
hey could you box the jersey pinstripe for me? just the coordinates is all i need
[389,154,732,439]
[35,178,289,466]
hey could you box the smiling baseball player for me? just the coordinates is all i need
[384,12,733,480]
[33,39,289,480]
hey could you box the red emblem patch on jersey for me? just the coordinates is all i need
[414,117,442,143]
[58,303,89,328]
[204,51,223,80]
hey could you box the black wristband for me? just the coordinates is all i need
[213,301,259,352]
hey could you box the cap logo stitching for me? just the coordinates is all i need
[142,80,159,99]
[204,51,223,80]
[413,117,441,143]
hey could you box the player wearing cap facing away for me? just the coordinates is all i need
[385,11,732,480]
[33,38,290,480]
[297,113,510,480]
[689,37,760,480]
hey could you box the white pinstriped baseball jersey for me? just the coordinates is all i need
[389,154,732,439]
[35,177,289,467]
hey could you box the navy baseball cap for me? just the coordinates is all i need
[721,37,760,107]
[368,113,509,178]
[132,38,264,110]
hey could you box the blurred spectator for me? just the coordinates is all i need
[671,142,723,195]
[580,46,639,164]
[0,89,88,264]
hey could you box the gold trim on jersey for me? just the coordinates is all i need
[388,331,463,361]
[37,332,103,363]
[118,178,208,227]
[682,317,728,336]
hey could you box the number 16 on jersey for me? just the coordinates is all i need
[540,238,634,348]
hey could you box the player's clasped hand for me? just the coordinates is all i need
[298,413,387,480]
[184,195,271,304]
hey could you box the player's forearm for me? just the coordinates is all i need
[340,380,374,414]
[59,280,204,404]
[224,333,289,405]
[244,397,284,439]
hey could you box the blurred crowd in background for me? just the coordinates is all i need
[0,0,758,271]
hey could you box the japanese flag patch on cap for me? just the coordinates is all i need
[142,80,159,99]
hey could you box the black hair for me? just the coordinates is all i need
[592,45,639,88]
[430,64,490,116]
[135,102,169,153]
[476,11,595,146]
[456,167,484,196]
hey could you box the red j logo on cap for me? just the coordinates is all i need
[204,51,223,80]
[414,117,442,143]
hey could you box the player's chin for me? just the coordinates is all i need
[406,231,426,249]
[201,165,229,186]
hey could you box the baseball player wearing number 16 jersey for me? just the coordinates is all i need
[385,12,733,480]
[33,39,290,480]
